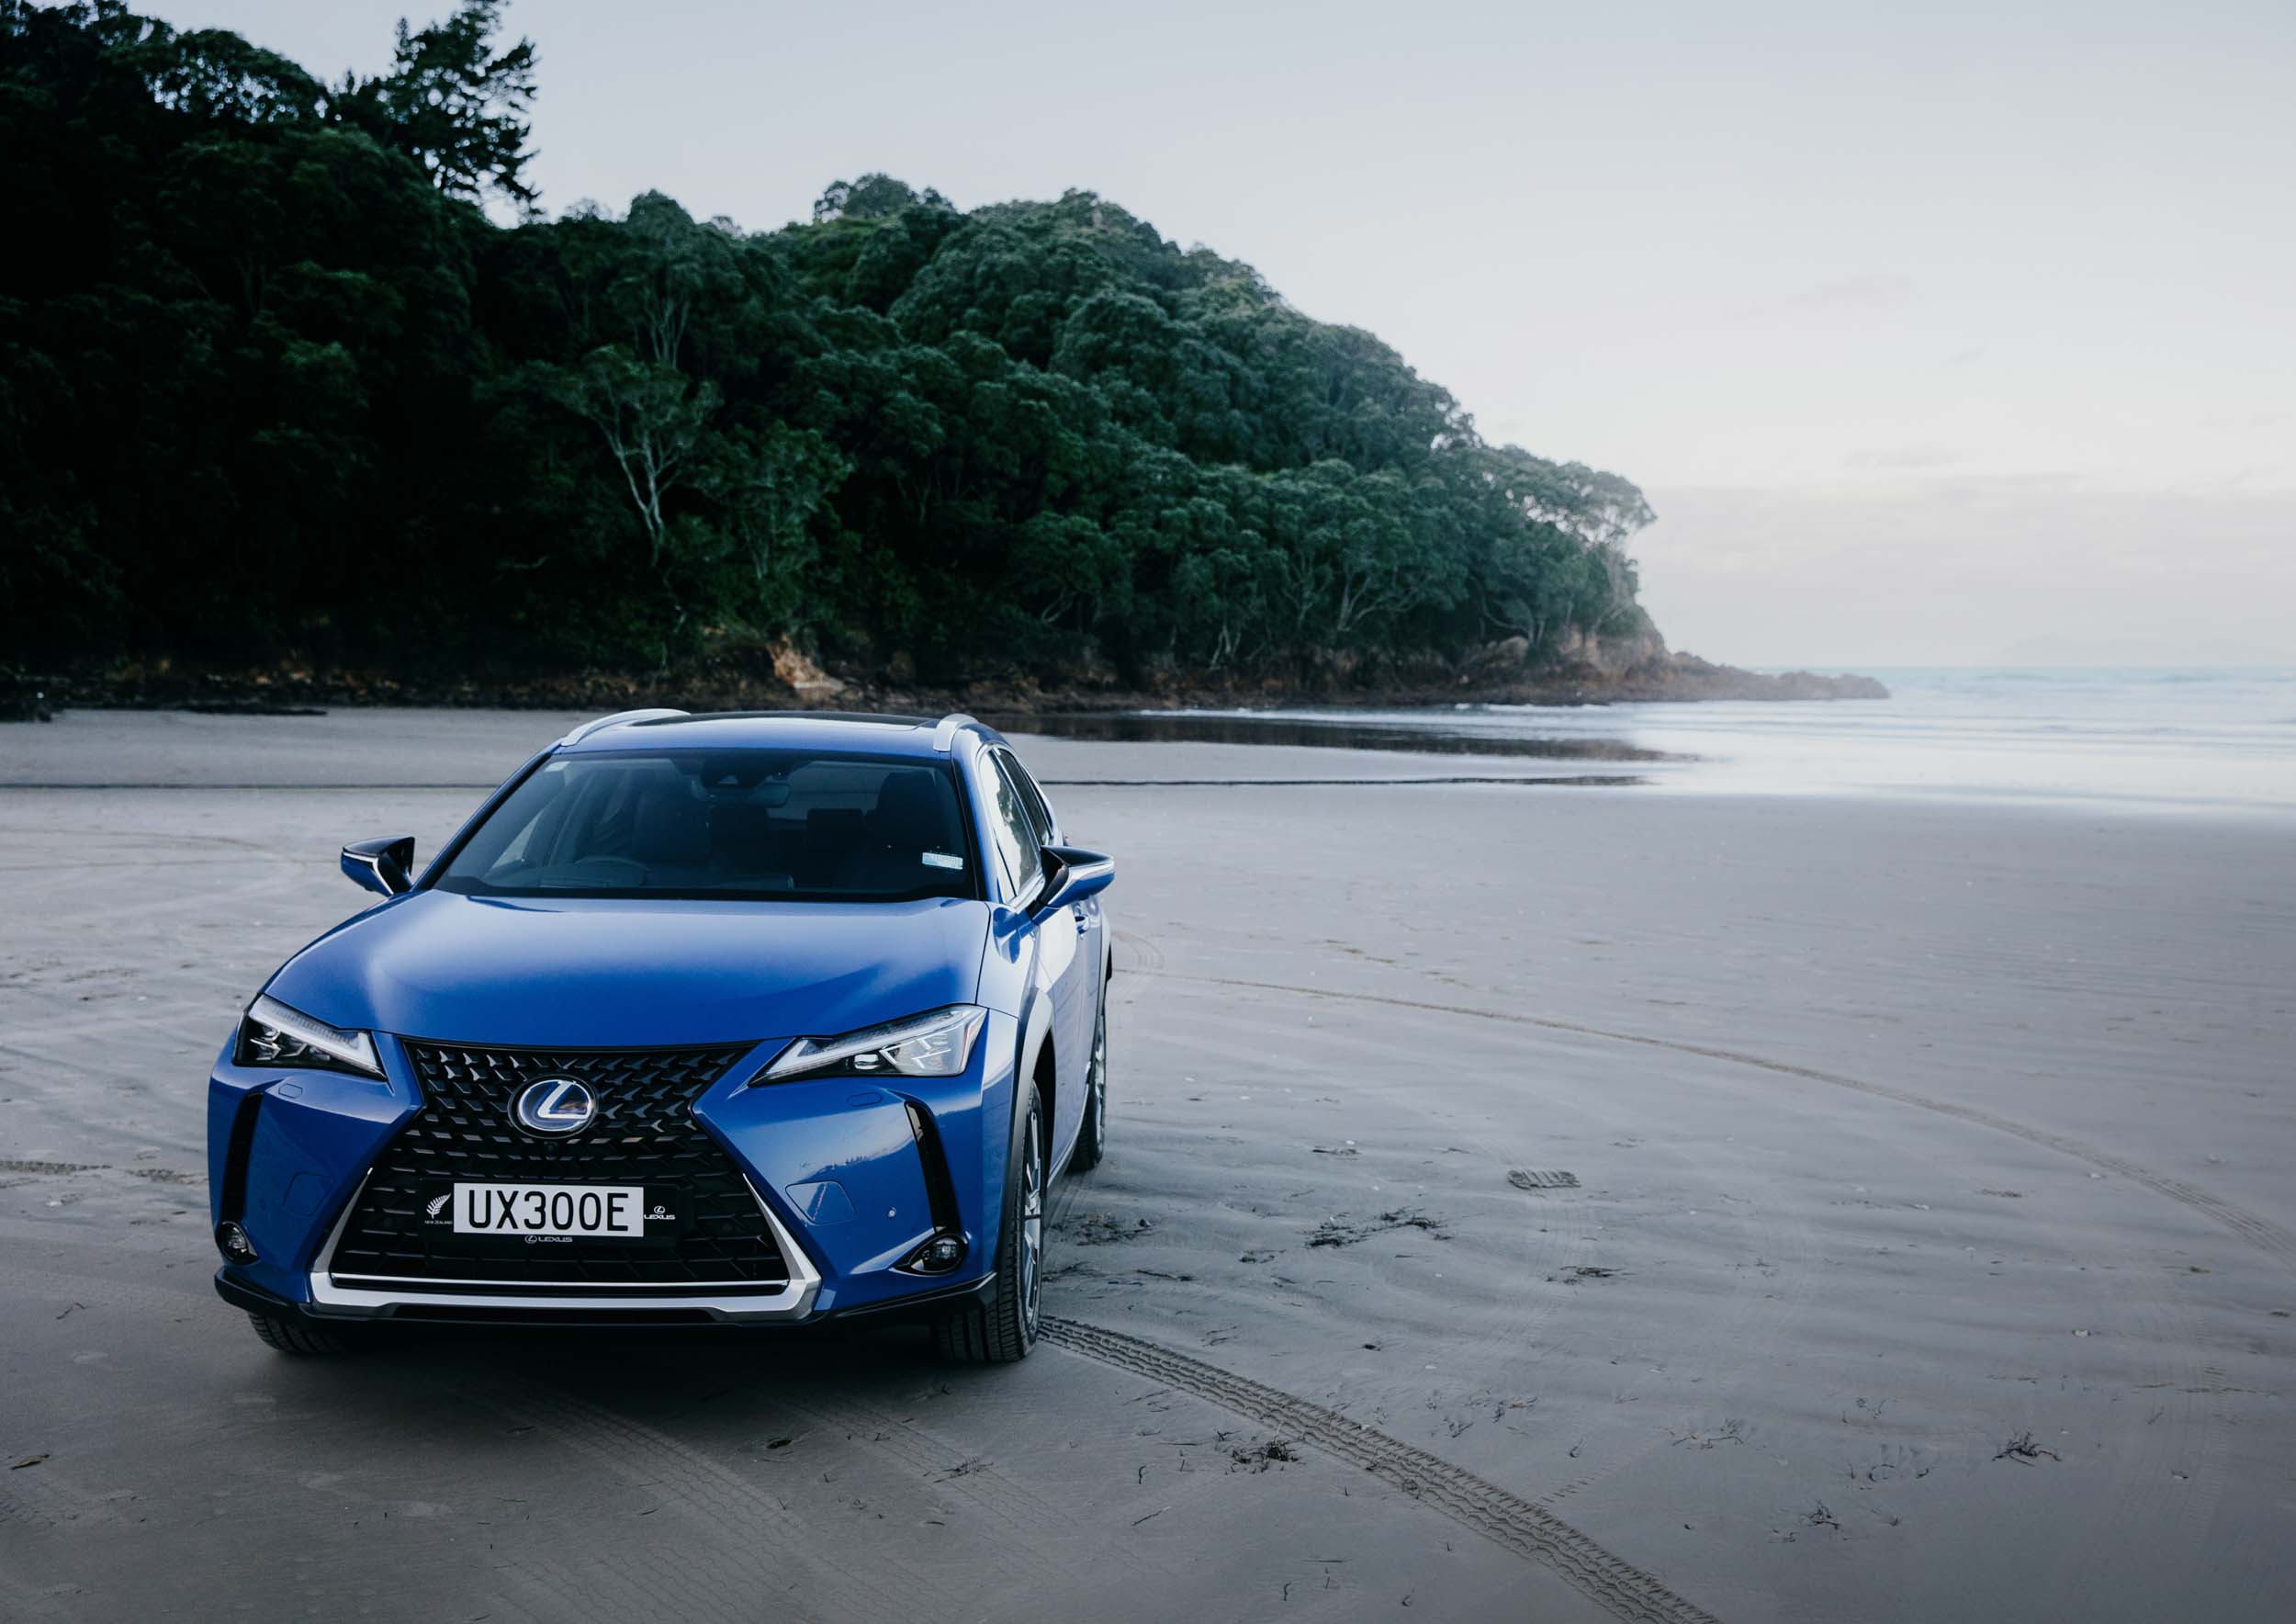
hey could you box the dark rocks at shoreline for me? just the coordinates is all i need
[1525,652,1892,704]
[1005,656,1889,712]
[5,651,1885,721]
[0,673,57,722]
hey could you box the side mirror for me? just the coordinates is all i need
[342,835,416,897]
[1036,844,1114,917]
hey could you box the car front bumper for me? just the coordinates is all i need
[208,1013,1024,1328]
[216,1264,995,1330]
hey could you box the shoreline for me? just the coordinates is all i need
[4,651,1887,721]
[12,686,2286,819]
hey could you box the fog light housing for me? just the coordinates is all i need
[902,1233,966,1275]
[215,1222,259,1266]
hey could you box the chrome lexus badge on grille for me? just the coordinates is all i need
[513,1077,596,1135]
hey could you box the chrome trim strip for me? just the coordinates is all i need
[307,1173,823,1323]
[557,707,690,747]
[327,1274,791,1292]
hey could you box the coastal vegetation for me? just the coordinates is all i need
[2,0,1665,696]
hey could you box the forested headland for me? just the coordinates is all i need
[1,1,1878,710]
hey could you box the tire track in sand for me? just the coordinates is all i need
[1108,929,1821,1528]
[494,1545,766,1624]
[0,1563,77,1621]
[472,1385,943,1620]
[1041,1318,1721,1624]
[1109,948,2244,1583]
[771,1388,1162,1588]
[1139,970,2296,1276]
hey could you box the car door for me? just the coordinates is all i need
[983,749,1089,1164]
[1005,749,1102,1079]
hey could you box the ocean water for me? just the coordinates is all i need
[1093,669,2296,816]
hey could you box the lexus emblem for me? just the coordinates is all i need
[513,1077,596,1135]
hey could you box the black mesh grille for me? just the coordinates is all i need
[329,1042,790,1291]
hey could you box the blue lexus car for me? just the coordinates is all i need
[208,710,1113,1363]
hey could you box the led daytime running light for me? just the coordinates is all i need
[242,994,383,1077]
[760,1005,986,1083]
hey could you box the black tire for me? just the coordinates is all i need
[932,1082,1046,1364]
[1067,991,1109,1174]
[246,1311,356,1356]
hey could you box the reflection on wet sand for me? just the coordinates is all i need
[996,710,1682,763]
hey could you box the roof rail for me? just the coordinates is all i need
[557,707,689,747]
[931,713,979,752]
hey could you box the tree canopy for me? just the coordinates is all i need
[1,0,1657,689]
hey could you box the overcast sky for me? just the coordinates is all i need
[153,0,2295,666]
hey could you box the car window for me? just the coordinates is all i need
[1000,749,1058,848]
[433,750,977,902]
[982,751,1045,903]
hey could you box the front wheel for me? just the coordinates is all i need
[932,1084,1046,1364]
[1067,994,1109,1174]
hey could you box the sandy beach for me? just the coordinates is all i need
[2,709,2290,1621]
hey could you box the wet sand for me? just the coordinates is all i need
[2,711,2291,1621]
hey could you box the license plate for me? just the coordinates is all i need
[448,1182,646,1239]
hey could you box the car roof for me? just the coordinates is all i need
[553,709,1008,761]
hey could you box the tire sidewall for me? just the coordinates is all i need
[1084,997,1108,1162]
[995,1079,1045,1353]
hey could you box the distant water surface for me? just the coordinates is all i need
[1021,668,2296,816]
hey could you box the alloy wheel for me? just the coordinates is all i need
[1020,1105,1044,1336]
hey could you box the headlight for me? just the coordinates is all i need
[756,1005,986,1084]
[234,993,384,1079]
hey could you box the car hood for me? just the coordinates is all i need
[265,891,992,1049]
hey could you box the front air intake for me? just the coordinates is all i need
[327,1043,789,1291]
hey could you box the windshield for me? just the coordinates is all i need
[434,749,978,902]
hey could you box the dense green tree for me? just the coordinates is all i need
[0,0,1657,690]
[814,173,954,224]
[537,345,717,564]
[333,0,539,212]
